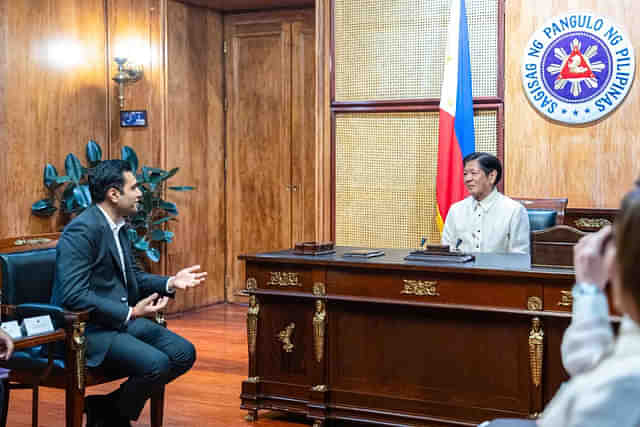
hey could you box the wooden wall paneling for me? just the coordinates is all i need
[108,0,164,165]
[0,0,108,238]
[167,0,225,312]
[291,17,316,243]
[505,0,640,208]
[108,0,167,279]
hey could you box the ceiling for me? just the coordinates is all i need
[177,0,315,11]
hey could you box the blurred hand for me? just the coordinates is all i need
[132,293,169,318]
[0,329,14,361]
[169,265,207,291]
[574,225,613,290]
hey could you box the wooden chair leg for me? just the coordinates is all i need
[150,385,165,427]
[0,379,9,427]
[31,385,38,427]
[65,386,84,427]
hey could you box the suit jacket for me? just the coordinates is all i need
[537,288,640,427]
[51,205,171,367]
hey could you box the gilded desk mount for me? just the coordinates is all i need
[247,295,260,356]
[401,280,439,297]
[268,272,301,287]
[277,323,296,352]
[529,317,544,387]
[313,300,326,363]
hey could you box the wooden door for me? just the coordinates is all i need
[225,10,315,301]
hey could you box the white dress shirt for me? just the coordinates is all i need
[537,284,640,427]
[441,188,530,254]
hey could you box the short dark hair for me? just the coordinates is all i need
[88,160,132,203]
[462,152,502,185]
[616,187,640,310]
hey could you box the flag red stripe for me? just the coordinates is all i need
[436,109,466,221]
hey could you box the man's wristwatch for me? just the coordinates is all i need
[573,282,602,296]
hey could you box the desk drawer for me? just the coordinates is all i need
[327,269,543,310]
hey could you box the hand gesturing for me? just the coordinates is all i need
[169,265,208,290]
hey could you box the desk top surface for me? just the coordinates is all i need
[240,247,575,279]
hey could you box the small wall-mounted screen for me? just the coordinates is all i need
[120,110,148,127]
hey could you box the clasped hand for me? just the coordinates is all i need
[132,293,169,318]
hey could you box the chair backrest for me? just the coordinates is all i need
[0,248,57,306]
[513,197,568,226]
[527,209,557,231]
[531,224,586,268]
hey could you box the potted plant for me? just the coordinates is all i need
[32,140,194,262]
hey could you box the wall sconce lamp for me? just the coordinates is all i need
[112,57,143,109]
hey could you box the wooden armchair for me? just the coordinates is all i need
[0,236,165,427]
[513,197,568,230]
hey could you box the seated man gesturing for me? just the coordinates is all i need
[51,160,207,427]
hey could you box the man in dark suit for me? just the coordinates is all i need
[51,160,206,427]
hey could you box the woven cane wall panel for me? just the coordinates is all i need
[334,0,498,101]
[335,110,497,248]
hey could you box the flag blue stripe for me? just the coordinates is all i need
[453,0,475,158]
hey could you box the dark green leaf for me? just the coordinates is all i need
[121,146,139,173]
[54,176,72,184]
[151,229,165,241]
[141,167,151,183]
[150,229,174,242]
[152,216,176,225]
[159,201,178,215]
[43,164,59,189]
[31,199,57,217]
[133,238,150,251]
[144,167,166,175]
[165,167,179,180]
[73,185,92,209]
[168,186,195,191]
[65,153,84,182]
[146,247,160,263]
[142,190,154,213]
[62,184,77,213]
[127,228,139,242]
[86,140,102,166]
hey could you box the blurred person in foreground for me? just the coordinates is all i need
[0,329,14,421]
[481,186,640,426]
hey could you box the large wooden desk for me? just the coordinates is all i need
[240,248,580,426]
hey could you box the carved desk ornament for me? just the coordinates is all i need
[405,243,474,263]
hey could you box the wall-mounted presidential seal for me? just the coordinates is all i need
[521,11,635,125]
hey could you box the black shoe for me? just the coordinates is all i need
[84,395,110,427]
[113,414,132,427]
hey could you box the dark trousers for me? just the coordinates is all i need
[101,318,196,420]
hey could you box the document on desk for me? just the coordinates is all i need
[343,249,385,258]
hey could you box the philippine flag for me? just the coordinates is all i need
[436,0,475,232]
